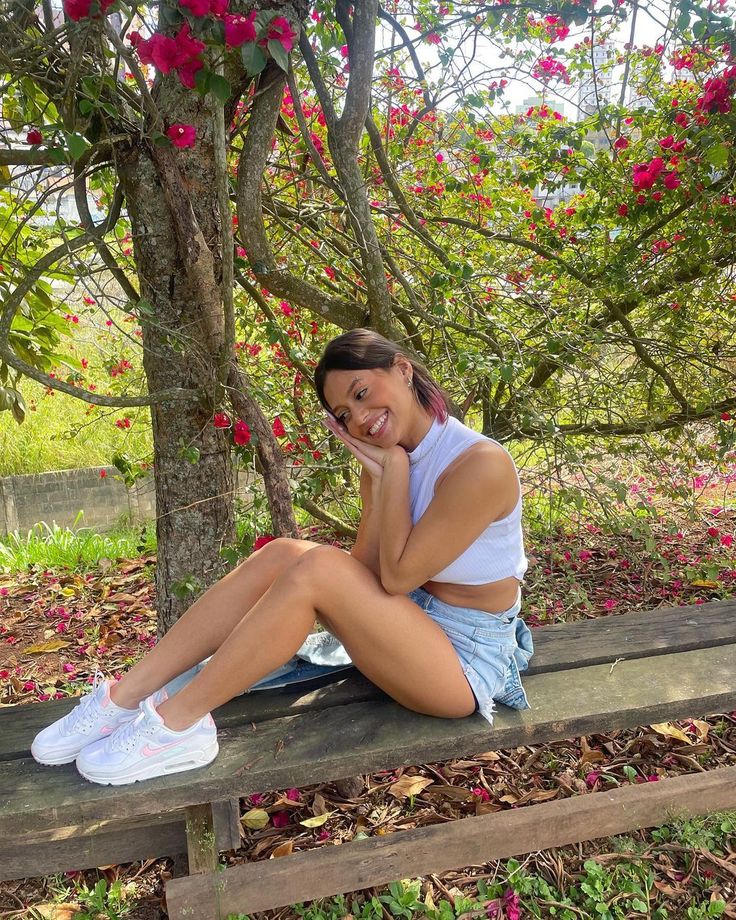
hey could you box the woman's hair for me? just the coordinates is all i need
[314,328,449,423]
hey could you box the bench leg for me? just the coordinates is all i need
[185,803,219,874]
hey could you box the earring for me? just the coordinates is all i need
[406,378,412,387]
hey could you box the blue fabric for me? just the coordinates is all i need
[407,586,534,725]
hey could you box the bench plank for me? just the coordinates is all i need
[3,642,735,838]
[166,765,736,918]
[2,600,734,761]
[0,800,240,883]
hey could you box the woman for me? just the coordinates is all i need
[32,329,533,786]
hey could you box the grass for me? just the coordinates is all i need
[0,518,156,573]
[0,377,153,477]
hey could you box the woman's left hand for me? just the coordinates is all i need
[323,415,403,480]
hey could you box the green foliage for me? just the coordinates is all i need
[0,519,156,573]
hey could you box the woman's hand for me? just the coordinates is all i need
[323,415,399,480]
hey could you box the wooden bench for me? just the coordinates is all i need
[2,598,736,919]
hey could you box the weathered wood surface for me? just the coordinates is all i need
[0,799,240,883]
[166,765,736,919]
[3,599,735,760]
[185,803,219,875]
[3,642,735,838]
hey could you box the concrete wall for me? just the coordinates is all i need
[0,467,256,535]
[0,468,156,534]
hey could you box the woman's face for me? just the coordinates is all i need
[322,361,422,445]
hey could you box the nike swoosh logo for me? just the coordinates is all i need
[141,741,187,757]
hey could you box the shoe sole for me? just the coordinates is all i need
[76,739,219,786]
[31,750,78,766]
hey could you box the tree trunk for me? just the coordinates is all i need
[118,141,235,634]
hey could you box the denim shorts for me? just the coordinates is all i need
[408,586,534,725]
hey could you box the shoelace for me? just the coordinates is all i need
[109,708,157,753]
[61,670,104,735]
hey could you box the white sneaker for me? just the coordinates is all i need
[75,693,219,786]
[31,674,139,766]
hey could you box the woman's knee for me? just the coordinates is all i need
[278,544,348,591]
[233,537,314,581]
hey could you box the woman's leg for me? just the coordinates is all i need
[110,538,321,709]
[157,545,476,730]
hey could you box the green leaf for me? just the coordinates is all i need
[10,390,26,424]
[194,66,212,96]
[66,132,90,161]
[267,38,289,72]
[79,99,94,116]
[676,11,690,30]
[241,41,267,76]
[48,146,68,165]
[209,73,232,103]
[706,143,729,167]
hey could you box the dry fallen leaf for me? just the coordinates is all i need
[299,811,334,828]
[270,840,294,858]
[241,808,270,830]
[25,639,71,654]
[388,774,434,799]
[28,905,81,919]
[651,722,692,745]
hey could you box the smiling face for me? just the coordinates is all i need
[322,359,433,450]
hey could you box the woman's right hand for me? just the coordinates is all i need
[323,415,386,481]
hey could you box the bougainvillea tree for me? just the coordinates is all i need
[1,0,735,628]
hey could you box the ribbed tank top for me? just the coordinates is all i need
[407,416,528,585]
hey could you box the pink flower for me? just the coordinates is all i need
[340,44,349,58]
[663,172,681,190]
[178,57,204,89]
[233,419,251,446]
[167,124,196,148]
[722,534,734,547]
[137,34,181,72]
[285,787,301,801]
[614,136,629,150]
[64,0,113,21]
[617,203,629,216]
[62,663,76,674]
[585,771,601,788]
[249,793,265,806]
[26,128,43,145]
[578,549,592,562]
[708,527,719,538]
[271,811,290,827]
[272,416,286,438]
[435,153,444,163]
[224,11,257,47]
[675,112,689,127]
[267,16,296,52]
[659,135,675,149]
[179,0,210,15]
[253,535,276,551]
[213,412,231,429]
[279,301,293,316]
[471,786,490,802]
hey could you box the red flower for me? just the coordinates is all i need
[279,301,293,316]
[26,128,43,145]
[324,266,335,280]
[99,469,107,478]
[180,0,210,15]
[674,112,689,127]
[64,0,113,21]
[137,34,181,72]
[617,203,629,216]
[177,57,203,89]
[721,412,732,421]
[233,419,251,445]
[167,124,196,148]
[213,412,231,428]
[267,16,297,52]
[662,172,681,190]
[271,811,290,827]
[658,135,674,149]
[272,416,286,438]
[209,0,228,14]
[707,527,719,538]
[253,534,276,551]
[224,11,257,47]
[613,136,629,150]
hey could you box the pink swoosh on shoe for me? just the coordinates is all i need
[141,740,187,757]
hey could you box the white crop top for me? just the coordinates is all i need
[407,416,528,585]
